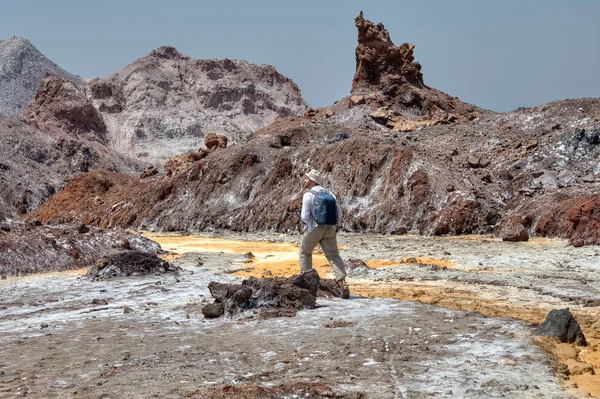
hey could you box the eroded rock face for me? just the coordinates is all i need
[22,73,106,142]
[350,12,480,128]
[352,11,423,91]
[16,45,307,166]
[0,115,146,219]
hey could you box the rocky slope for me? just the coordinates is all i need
[0,115,146,220]
[26,14,600,246]
[0,37,83,116]
[0,221,162,276]
[21,46,309,165]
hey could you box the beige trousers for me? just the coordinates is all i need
[299,225,346,281]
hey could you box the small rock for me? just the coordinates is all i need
[202,303,224,319]
[582,174,596,183]
[262,270,272,276]
[0,275,6,280]
[525,139,538,150]
[77,223,90,234]
[139,166,159,179]
[40,323,49,329]
[348,95,365,108]
[91,298,109,305]
[557,170,576,187]
[123,307,134,314]
[498,358,517,366]
[531,170,545,178]
[502,227,529,242]
[328,131,349,143]
[304,108,317,117]
[467,155,489,168]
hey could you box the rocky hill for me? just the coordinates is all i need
[0,37,83,115]
[26,14,600,246]
[0,115,146,220]
[21,46,308,165]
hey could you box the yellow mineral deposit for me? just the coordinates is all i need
[147,233,600,399]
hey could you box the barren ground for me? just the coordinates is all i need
[1,232,599,399]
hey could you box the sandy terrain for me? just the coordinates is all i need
[1,232,599,398]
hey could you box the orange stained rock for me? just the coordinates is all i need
[401,256,456,269]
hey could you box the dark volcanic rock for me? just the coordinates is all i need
[86,250,178,280]
[202,302,224,319]
[203,269,323,319]
[533,309,587,346]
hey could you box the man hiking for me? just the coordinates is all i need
[299,169,349,298]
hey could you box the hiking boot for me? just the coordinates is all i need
[337,279,350,299]
[341,284,350,299]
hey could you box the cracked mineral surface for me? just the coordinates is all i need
[1,232,598,398]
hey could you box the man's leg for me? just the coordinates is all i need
[299,226,325,273]
[320,226,346,281]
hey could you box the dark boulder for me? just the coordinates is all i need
[202,269,324,319]
[86,250,179,280]
[202,302,224,319]
[533,309,587,346]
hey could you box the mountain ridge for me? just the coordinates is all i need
[0,37,83,115]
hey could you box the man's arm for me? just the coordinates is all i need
[301,192,314,225]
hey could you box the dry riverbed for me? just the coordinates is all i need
[1,232,599,398]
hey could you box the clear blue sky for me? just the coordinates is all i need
[2,0,599,112]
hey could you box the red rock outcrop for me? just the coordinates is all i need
[352,11,423,92]
[21,73,106,142]
[350,12,481,130]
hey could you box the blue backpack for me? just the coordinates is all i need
[310,189,338,225]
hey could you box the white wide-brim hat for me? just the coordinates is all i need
[305,169,325,186]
